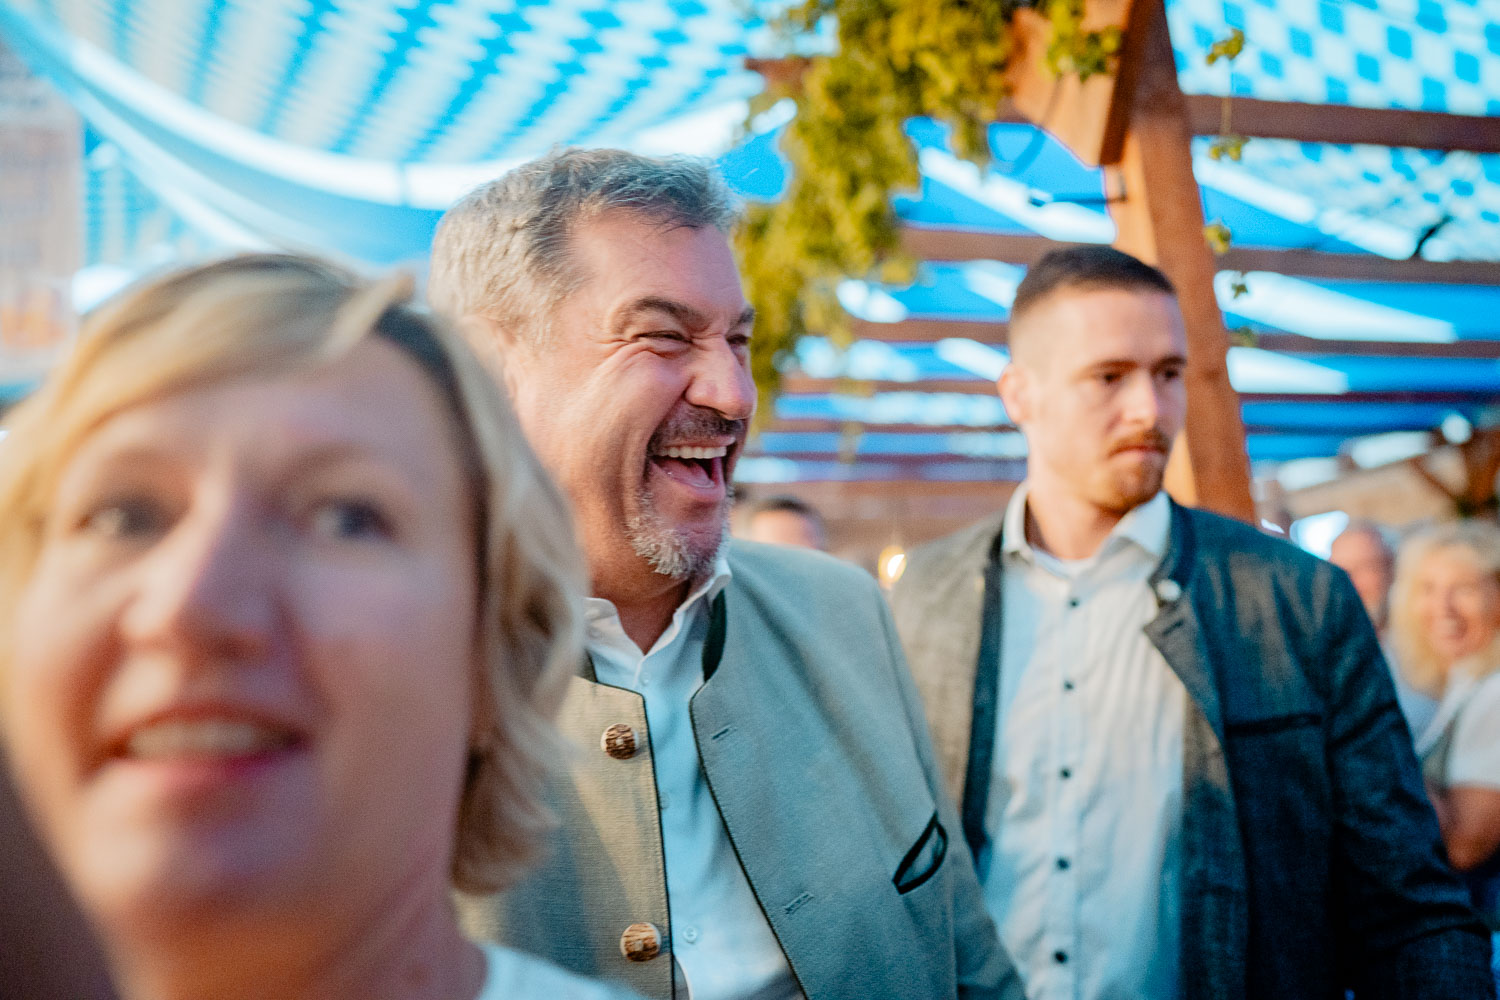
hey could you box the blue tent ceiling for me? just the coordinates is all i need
[3,0,1500,485]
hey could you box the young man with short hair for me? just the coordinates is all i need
[891,244,1493,1000]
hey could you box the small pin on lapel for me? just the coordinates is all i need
[1154,579,1182,604]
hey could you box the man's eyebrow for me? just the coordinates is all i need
[614,296,710,331]
[611,297,756,334]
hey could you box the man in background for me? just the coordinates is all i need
[1330,520,1397,634]
[1330,519,1436,735]
[735,495,829,551]
[892,244,1492,1000]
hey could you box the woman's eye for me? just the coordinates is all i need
[310,499,393,541]
[79,497,169,539]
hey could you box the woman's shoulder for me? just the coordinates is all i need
[476,943,644,1000]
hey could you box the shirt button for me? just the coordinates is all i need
[1068,597,1080,608]
[658,791,670,810]
[682,926,700,944]
[640,674,651,687]
[620,922,662,962]
[1060,767,1072,779]
[1062,679,1075,692]
[1054,951,1068,964]
[601,724,637,760]
[1056,857,1071,870]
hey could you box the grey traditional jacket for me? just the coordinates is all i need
[461,539,1012,1000]
[890,500,1494,1000]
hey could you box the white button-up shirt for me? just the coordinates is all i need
[587,556,804,1000]
[984,486,1186,1000]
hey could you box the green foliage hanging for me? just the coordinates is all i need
[736,0,1123,417]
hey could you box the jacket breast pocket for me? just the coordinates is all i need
[1224,711,1322,737]
[892,811,947,895]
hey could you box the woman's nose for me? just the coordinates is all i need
[120,501,274,666]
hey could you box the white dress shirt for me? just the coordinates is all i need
[984,486,1186,1000]
[587,555,804,1000]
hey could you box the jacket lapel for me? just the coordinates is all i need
[892,513,1002,808]
[1145,504,1248,1000]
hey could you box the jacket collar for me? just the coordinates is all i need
[1144,501,1226,747]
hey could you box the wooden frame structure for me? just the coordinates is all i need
[745,0,1500,545]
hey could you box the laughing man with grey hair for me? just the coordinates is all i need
[431,148,1011,1000]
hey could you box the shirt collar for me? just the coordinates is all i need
[1001,483,1171,564]
[584,548,733,627]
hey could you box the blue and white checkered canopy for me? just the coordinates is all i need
[3,0,1499,483]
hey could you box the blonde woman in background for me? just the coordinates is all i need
[1391,520,1500,949]
[0,255,636,1000]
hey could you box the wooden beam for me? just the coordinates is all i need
[767,391,1500,434]
[899,227,1057,265]
[770,420,1010,434]
[858,311,1500,355]
[851,317,1006,343]
[1184,94,1500,155]
[900,226,1500,285]
[780,376,994,396]
[1255,334,1500,359]
[1219,247,1500,286]
[1106,0,1256,520]
[1002,0,1142,167]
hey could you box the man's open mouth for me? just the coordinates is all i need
[650,443,730,491]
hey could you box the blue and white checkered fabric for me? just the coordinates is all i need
[12,0,761,164]
[1170,0,1500,261]
[1170,0,1500,116]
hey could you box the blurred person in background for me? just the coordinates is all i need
[0,255,636,1000]
[892,245,1493,1000]
[430,148,1008,1000]
[734,494,828,551]
[1330,520,1397,633]
[1331,519,1436,735]
[1390,521,1500,959]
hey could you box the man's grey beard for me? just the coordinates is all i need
[626,483,732,582]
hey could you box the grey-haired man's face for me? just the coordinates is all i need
[500,209,755,588]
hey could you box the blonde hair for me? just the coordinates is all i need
[427,147,737,340]
[1389,519,1500,697]
[0,254,585,893]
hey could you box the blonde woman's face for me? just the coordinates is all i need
[1414,545,1500,672]
[3,338,478,941]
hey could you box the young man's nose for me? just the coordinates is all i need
[1121,372,1163,427]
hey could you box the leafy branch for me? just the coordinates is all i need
[737,0,1124,417]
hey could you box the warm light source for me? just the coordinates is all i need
[878,545,907,588]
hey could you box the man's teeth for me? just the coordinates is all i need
[657,445,728,460]
[125,720,294,760]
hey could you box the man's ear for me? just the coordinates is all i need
[997,362,1030,427]
[456,314,527,400]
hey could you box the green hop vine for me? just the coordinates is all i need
[736,0,1124,418]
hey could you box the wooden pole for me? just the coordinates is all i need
[1104,0,1256,521]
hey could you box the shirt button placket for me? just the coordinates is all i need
[1059,583,1085,998]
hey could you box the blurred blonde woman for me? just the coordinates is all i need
[1390,520,1500,936]
[0,255,637,1000]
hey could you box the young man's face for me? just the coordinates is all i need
[1000,286,1188,516]
[500,209,756,587]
